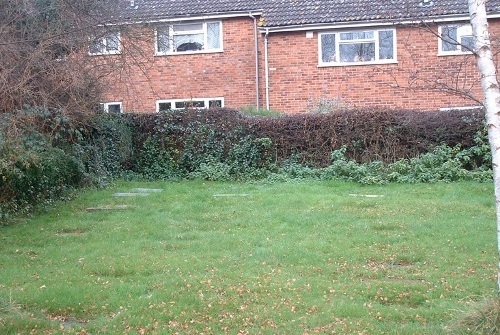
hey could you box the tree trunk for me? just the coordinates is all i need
[468,0,500,291]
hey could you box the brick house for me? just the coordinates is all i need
[95,0,500,114]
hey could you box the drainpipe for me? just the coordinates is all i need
[249,13,260,110]
[264,28,270,110]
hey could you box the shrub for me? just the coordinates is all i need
[137,136,180,180]
[0,107,493,221]
[0,109,134,221]
[0,110,85,217]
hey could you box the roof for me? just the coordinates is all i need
[261,0,500,27]
[110,0,264,22]
[110,0,500,27]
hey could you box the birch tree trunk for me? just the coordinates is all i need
[468,0,500,291]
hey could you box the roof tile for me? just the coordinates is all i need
[110,0,500,26]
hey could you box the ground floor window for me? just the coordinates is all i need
[100,102,122,114]
[156,97,224,112]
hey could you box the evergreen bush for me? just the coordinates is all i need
[0,107,493,222]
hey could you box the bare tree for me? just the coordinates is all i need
[0,0,122,115]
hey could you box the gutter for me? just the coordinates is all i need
[115,10,264,26]
[249,12,260,110]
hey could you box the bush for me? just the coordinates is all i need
[0,110,85,218]
[0,107,493,222]
[0,109,134,221]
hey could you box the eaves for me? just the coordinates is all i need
[109,10,263,26]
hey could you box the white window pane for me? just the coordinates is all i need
[173,23,203,32]
[207,22,221,49]
[321,34,336,63]
[158,102,171,111]
[379,30,394,59]
[340,31,374,40]
[209,99,222,108]
[461,35,475,52]
[441,26,458,51]
[89,40,104,54]
[191,101,205,108]
[174,33,204,51]
[107,104,121,114]
[175,100,206,108]
[106,34,120,51]
[157,27,170,52]
[339,43,375,62]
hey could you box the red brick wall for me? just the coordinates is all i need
[100,18,500,114]
[101,17,259,112]
[261,21,500,113]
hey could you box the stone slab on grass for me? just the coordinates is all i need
[213,194,250,197]
[130,188,164,193]
[112,193,150,197]
[85,205,134,211]
[348,194,385,198]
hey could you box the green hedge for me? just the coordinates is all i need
[0,107,492,222]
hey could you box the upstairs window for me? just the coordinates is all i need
[439,24,475,55]
[156,21,222,55]
[319,29,396,66]
[156,98,224,112]
[89,31,121,55]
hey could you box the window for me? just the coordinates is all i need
[319,29,396,66]
[101,102,122,114]
[156,21,222,55]
[439,24,475,55]
[89,32,121,55]
[156,98,224,112]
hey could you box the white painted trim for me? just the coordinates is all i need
[318,28,398,67]
[154,20,223,56]
[437,23,474,56]
[156,97,224,112]
[88,31,121,56]
[115,11,263,26]
[318,60,398,67]
[439,105,482,111]
[101,101,123,113]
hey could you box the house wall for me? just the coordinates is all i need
[261,21,500,113]
[100,17,259,112]
[100,17,500,114]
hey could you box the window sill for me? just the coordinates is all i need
[438,51,473,57]
[155,49,224,57]
[318,60,398,67]
[440,105,482,111]
[89,51,121,56]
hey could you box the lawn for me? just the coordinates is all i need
[0,180,497,334]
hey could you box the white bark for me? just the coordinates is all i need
[468,0,500,291]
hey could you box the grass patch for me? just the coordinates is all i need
[0,180,497,334]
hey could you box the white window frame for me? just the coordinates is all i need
[438,24,474,56]
[318,28,397,67]
[155,21,223,55]
[89,31,121,56]
[101,102,123,114]
[156,97,224,112]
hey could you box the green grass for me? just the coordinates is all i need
[0,180,497,334]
